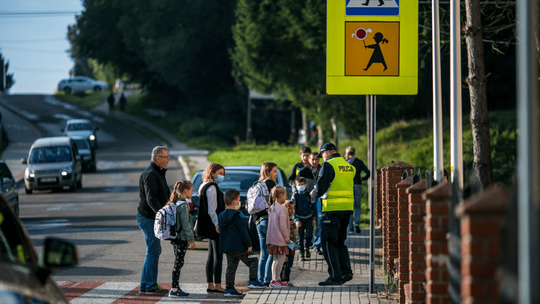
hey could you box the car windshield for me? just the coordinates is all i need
[193,171,259,194]
[68,123,92,131]
[29,146,72,163]
[74,139,90,150]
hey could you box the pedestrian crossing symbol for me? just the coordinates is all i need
[346,0,400,16]
[346,22,399,76]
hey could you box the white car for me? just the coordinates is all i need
[62,119,99,149]
[57,76,108,94]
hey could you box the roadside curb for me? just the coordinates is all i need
[177,156,191,180]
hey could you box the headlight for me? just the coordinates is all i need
[25,168,35,179]
[89,135,96,141]
[61,165,72,176]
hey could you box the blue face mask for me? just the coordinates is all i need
[297,185,306,193]
[215,175,225,184]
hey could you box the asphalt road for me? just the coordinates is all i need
[0,94,253,289]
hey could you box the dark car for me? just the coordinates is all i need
[0,194,78,303]
[190,165,291,250]
[72,136,96,172]
[0,161,19,216]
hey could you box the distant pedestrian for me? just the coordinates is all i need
[219,190,266,297]
[107,92,115,116]
[166,181,196,298]
[119,93,127,111]
[253,162,278,285]
[197,163,226,293]
[266,186,291,288]
[281,200,296,285]
[312,143,355,286]
[137,146,171,295]
[292,176,316,261]
[288,146,311,189]
[345,147,370,234]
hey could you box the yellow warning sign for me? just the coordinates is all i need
[345,22,399,76]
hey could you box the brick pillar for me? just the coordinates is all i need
[381,165,389,269]
[407,179,428,304]
[423,182,451,304]
[376,168,382,227]
[385,161,413,275]
[456,187,509,304]
[397,176,413,303]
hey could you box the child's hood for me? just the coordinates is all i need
[218,209,244,227]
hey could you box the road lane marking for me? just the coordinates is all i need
[69,282,140,304]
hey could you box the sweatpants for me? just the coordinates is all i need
[171,239,188,289]
[225,251,258,289]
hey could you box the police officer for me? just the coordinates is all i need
[311,143,355,286]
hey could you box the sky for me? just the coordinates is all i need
[0,0,83,94]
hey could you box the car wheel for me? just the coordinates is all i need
[64,87,72,94]
[14,198,19,216]
[77,176,82,188]
[25,186,32,195]
[93,86,102,92]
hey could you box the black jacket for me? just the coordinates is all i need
[196,182,225,240]
[347,157,370,185]
[288,162,307,188]
[138,162,171,219]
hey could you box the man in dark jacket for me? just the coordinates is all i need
[219,190,265,296]
[136,146,171,295]
[297,152,322,193]
[345,146,370,233]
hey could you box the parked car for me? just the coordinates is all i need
[57,76,108,94]
[22,137,82,194]
[62,119,99,149]
[72,136,96,173]
[0,193,78,303]
[0,161,19,216]
[190,165,291,250]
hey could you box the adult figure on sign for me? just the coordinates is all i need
[136,146,171,295]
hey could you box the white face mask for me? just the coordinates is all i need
[235,201,241,210]
[297,185,306,192]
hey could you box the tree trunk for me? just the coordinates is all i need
[464,0,493,189]
[290,107,296,145]
[302,109,309,145]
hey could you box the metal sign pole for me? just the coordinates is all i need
[517,0,540,302]
[432,0,444,182]
[450,0,463,189]
[369,94,376,293]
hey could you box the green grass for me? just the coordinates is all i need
[54,91,110,110]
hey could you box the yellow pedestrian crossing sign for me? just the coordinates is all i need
[327,0,418,95]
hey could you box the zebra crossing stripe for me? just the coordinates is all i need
[69,282,140,304]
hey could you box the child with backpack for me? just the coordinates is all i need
[219,190,266,297]
[157,181,196,298]
[266,186,291,287]
[281,200,296,285]
[292,176,317,261]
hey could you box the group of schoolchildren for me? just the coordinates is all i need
[156,147,325,299]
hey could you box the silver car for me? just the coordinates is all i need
[57,76,108,94]
[22,137,82,194]
[63,119,99,149]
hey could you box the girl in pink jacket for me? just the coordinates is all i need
[266,186,291,287]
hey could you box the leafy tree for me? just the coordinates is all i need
[0,52,15,92]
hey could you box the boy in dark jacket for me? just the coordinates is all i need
[292,176,317,260]
[219,190,266,297]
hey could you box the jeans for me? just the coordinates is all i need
[349,185,363,230]
[321,213,353,281]
[256,219,273,283]
[137,212,162,291]
[312,216,322,249]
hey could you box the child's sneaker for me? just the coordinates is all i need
[305,249,311,259]
[248,280,266,289]
[299,253,305,261]
[224,288,244,297]
[270,280,288,288]
[169,289,189,298]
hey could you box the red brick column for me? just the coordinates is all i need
[385,161,413,275]
[376,168,382,227]
[397,176,413,303]
[407,179,428,304]
[423,182,451,304]
[456,187,509,304]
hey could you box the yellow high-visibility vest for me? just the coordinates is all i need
[321,157,355,212]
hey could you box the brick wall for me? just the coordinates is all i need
[397,176,413,303]
[456,187,509,304]
[407,179,428,304]
[423,182,451,304]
